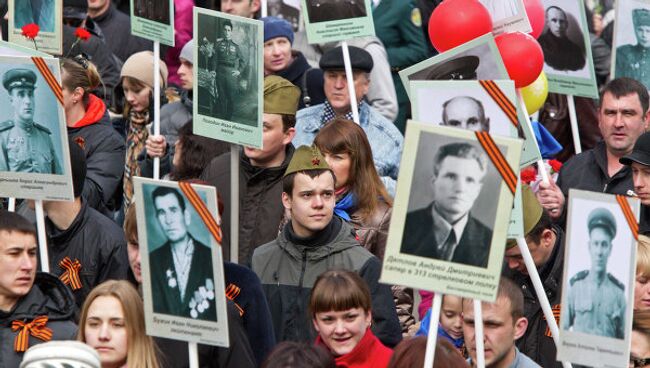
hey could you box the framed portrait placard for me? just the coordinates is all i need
[0,55,73,201]
[557,189,638,368]
[479,0,532,35]
[193,7,263,149]
[539,0,599,98]
[130,0,175,46]
[8,0,63,55]
[0,40,51,57]
[266,0,301,32]
[611,0,650,89]
[398,34,508,99]
[380,122,522,302]
[134,177,230,347]
[301,0,375,44]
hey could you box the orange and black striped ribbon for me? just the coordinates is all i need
[31,57,63,105]
[226,283,244,317]
[12,316,53,352]
[178,181,223,244]
[479,80,518,127]
[475,131,517,195]
[59,257,82,290]
[544,304,561,337]
[616,195,639,240]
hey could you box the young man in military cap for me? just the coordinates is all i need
[620,131,650,234]
[251,145,401,347]
[0,68,62,174]
[294,45,404,195]
[562,207,626,339]
[615,8,650,89]
[503,185,566,368]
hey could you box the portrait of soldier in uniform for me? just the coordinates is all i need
[0,68,62,174]
[401,141,493,268]
[14,0,55,33]
[562,207,626,339]
[133,0,170,25]
[148,186,217,322]
[441,96,490,132]
[268,0,300,32]
[615,8,650,90]
[538,5,586,72]
[306,0,367,23]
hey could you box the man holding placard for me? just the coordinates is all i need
[562,207,626,339]
[620,131,650,233]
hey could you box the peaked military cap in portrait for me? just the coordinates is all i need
[588,207,616,238]
[319,46,373,73]
[506,185,544,249]
[264,75,300,116]
[425,55,480,80]
[633,8,650,27]
[3,69,37,91]
[284,145,331,177]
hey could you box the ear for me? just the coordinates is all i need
[281,191,292,211]
[312,317,321,333]
[644,109,650,130]
[283,127,296,145]
[365,310,373,328]
[183,209,191,225]
[540,228,555,249]
[251,0,261,12]
[513,316,528,340]
[483,118,490,132]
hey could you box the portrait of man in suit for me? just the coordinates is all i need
[148,186,217,322]
[400,142,493,268]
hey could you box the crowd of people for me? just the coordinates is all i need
[2,0,650,367]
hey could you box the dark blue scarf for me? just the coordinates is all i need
[334,192,356,222]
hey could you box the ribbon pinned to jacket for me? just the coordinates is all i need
[226,283,244,317]
[479,80,518,127]
[179,181,223,244]
[474,131,517,195]
[616,195,639,240]
[59,257,82,290]
[31,57,63,105]
[12,316,53,352]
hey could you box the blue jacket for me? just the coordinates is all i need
[294,102,403,196]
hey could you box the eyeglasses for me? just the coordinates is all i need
[630,356,650,367]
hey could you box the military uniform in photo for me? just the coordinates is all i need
[615,9,650,89]
[0,69,62,174]
[423,56,480,80]
[562,208,626,339]
[214,22,247,120]
[14,0,55,33]
[133,0,170,24]
[306,0,367,23]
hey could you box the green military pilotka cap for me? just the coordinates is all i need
[506,185,544,249]
[264,75,301,116]
[284,145,331,177]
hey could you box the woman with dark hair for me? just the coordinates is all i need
[262,342,335,368]
[387,336,469,368]
[310,270,393,367]
[314,118,416,335]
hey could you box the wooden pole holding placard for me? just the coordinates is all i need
[341,41,360,124]
[423,293,443,368]
[35,200,49,273]
[188,341,199,368]
[516,237,573,368]
[230,145,239,263]
[153,41,161,180]
[8,198,15,212]
[567,95,581,154]
[473,300,485,368]
[261,0,268,17]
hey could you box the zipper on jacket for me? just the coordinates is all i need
[603,183,608,192]
[298,249,308,288]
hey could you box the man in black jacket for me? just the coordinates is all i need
[0,210,77,367]
[42,142,129,308]
[503,185,564,368]
[537,78,650,224]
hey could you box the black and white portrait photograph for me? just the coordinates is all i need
[557,190,637,368]
[479,0,531,34]
[305,0,367,23]
[612,0,650,90]
[13,0,55,32]
[380,123,522,302]
[400,34,509,99]
[539,0,589,76]
[0,55,73,202]
[133,0,171,25]
[135,178,230,347]
[267,0,301,32]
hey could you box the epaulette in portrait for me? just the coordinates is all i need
[33,122,52,134]
[608,273,625,290]
[570,270,589,286]
[0,120,14,132]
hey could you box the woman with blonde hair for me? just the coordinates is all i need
[310,270,393,367]
[631,310,650,367]
[636,235,650,310]
[78,280,160,368]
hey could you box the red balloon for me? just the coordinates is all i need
[495,32,544,88]
[523,0,545,38]
[428,0,493,53]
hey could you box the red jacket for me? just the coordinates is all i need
[316,329,393,368]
